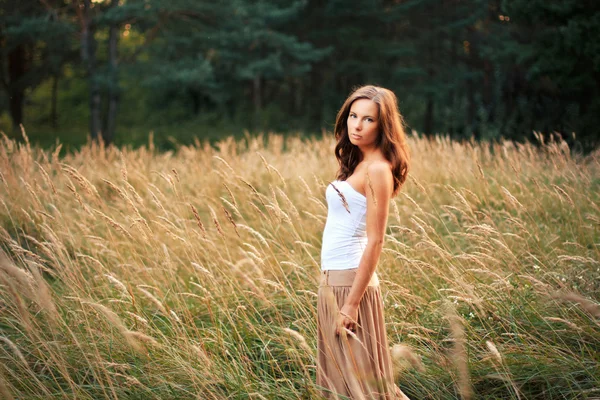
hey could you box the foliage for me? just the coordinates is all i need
[1,0,599,150]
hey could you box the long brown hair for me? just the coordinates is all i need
[334,85,410,196]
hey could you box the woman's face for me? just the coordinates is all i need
[347,99,380,149]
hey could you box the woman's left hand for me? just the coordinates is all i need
[336,303,359,336]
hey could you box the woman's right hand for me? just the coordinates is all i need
[336,303,359,336]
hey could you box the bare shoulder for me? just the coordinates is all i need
[366,160,393,183]
[365,160,393,197]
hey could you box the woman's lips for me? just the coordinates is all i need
[351,134,361,139]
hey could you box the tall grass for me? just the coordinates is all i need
[0,130,598,399]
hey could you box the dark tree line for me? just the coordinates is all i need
[1,0,599,150]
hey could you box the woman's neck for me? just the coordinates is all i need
[358,146,383,163]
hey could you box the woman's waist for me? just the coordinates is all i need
[319,268,379,287]
[321,239,366,261]
[321,231,367,247]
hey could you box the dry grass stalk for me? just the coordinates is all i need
[220,197,242,219]
[66,180,92,215]
[223,183,238,207]
[123,330,160,347]
[20,178,43,209]
[213,155,235,174]
[269,164,287,186]
[102,178,129,202]
[191,344,214,369]
[105,274,129,297]
[366,171,377,206]
[390,343,425,375]
[552,292,600,320]
[222,206,240,237]
[137,287,168,315]
[84,301,145,353]
[485,340,503,364]
[0,336,29,369]
[298,176,313,196]
[149,189,168,216]
[501,186,524,209]
[191,262,213,277]
[329,182,350,213]
[171,168,180,183]
[125,312,149,327]
[544,317,583,331]
[238,224,268,247]
[409,174,426,194]
[112,372,143,387]
[189,204,207,237]
[476,161,485,180]
[282,328,313,355]
[446,305,473,400]
[93,209,134,240]
[275,187,299,220]
[169,310,181,323]
[120,152,128,181]
[248,202,268,220]
[0,372,14,400]
[61,163,99,198]
[0,251,34,296]
[208,205,224,237]
[240,177,259,195]
[30,265,59,325]
[256,151,271,172]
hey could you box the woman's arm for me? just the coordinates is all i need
[337,161,393,335]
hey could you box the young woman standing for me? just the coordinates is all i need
[317,85,411,399]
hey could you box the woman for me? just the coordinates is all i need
[317,85,411,399]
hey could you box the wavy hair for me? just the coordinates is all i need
[334,85,410,196]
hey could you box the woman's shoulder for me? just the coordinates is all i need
[364,160,394,195]
[366,160,393,178]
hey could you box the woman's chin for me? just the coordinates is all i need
[349,137,361,146]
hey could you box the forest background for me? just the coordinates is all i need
[1,1,600,399]
[2,0,600,151]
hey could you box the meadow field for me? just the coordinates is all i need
[0,131,598,399]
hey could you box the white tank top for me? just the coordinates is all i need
[321,180,368,270]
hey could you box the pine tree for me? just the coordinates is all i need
[140,0,329,130]
[0,0,75,131]
[501,0,600,149]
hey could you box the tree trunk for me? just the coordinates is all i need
[448,31,458,137]
[294,77,302,116]
[253,75,262,114]
[424,41,435,136]
[81,0,101,141]
[466,75,477,139]
[105,2,119,145]
[8,44,26,130]
[483,59,494,123]
[51,74,58,129]
[465,25,480,140]
[424,95,434,136]
[190,90,201,114]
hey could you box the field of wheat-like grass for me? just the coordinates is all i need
[0,131,598,399]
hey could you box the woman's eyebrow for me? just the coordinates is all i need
[349,111,376,118]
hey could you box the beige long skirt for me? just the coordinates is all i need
[317,269,409,400]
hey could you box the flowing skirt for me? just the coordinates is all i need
[317,269,409,400]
